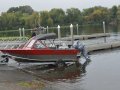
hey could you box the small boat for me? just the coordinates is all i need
[0,33,80,63]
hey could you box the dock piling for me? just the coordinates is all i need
[57,25,61,40]
[70,24,74,46]
[103,21,106,43]
[19,28,22,39]
[47,26,49,33]
[22,28,25,39]
[76,24,79,35]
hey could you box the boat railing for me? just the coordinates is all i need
[0,41,25,49]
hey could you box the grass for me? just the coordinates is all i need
[18,80,46,90]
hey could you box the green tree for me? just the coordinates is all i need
[82,7,95,23]
[117,5,120,22]
[110,5,118,19]
[25,12,40,28]
[0,5,120,31]
[83,6,109,24]
[109,5,118,24]
[40,11,53,26]
[47,17,53,26]
[82,7,94,16]
[0,12,31,30]
[49,8,65,25]
[7,5,34,14]
[65,8,82,24]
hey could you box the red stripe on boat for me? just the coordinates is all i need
[1,49,79,55]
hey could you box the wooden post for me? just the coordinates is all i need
[70,24,74,46]
[19,28,22,38]
[57,25,61,40]
[76,24,78,35]
[103,21,106,43]
[47,26,48,33]
[22,28,25,39]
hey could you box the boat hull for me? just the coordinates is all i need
[13,55,78,62]
[1,49,80,62]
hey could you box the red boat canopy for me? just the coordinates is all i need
[34,33,57,40]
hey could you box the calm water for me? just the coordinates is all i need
[20,48,120,90]
[1,24,120,38]
[49,24,120,37]
[40,49,120,90]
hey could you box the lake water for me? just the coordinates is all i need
[37,49,120,90]
[18,48,120,90]
[49,24,120,37]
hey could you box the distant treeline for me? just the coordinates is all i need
[0,5,120,30]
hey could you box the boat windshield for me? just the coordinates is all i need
[27,39,36,48]
[41,39,56,48]
[33,40,46,49]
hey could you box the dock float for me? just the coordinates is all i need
[86,40,120,52]
[61,33,110,40]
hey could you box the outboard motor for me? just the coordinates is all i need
[73,40,90,60]
[73,41,85,50]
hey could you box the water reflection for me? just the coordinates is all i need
[25,60,91,82]
[49,24,120,37]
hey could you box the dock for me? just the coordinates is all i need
[59,33,120,52]
[86,40,120,52]
[61,33,110,40]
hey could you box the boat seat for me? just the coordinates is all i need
[49,47,56,49]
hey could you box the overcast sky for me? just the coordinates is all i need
[0,0,120,13]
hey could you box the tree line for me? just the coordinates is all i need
[0,5,120,30]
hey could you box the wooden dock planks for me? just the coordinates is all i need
[61,33,110,40]
[86,40,120,52]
